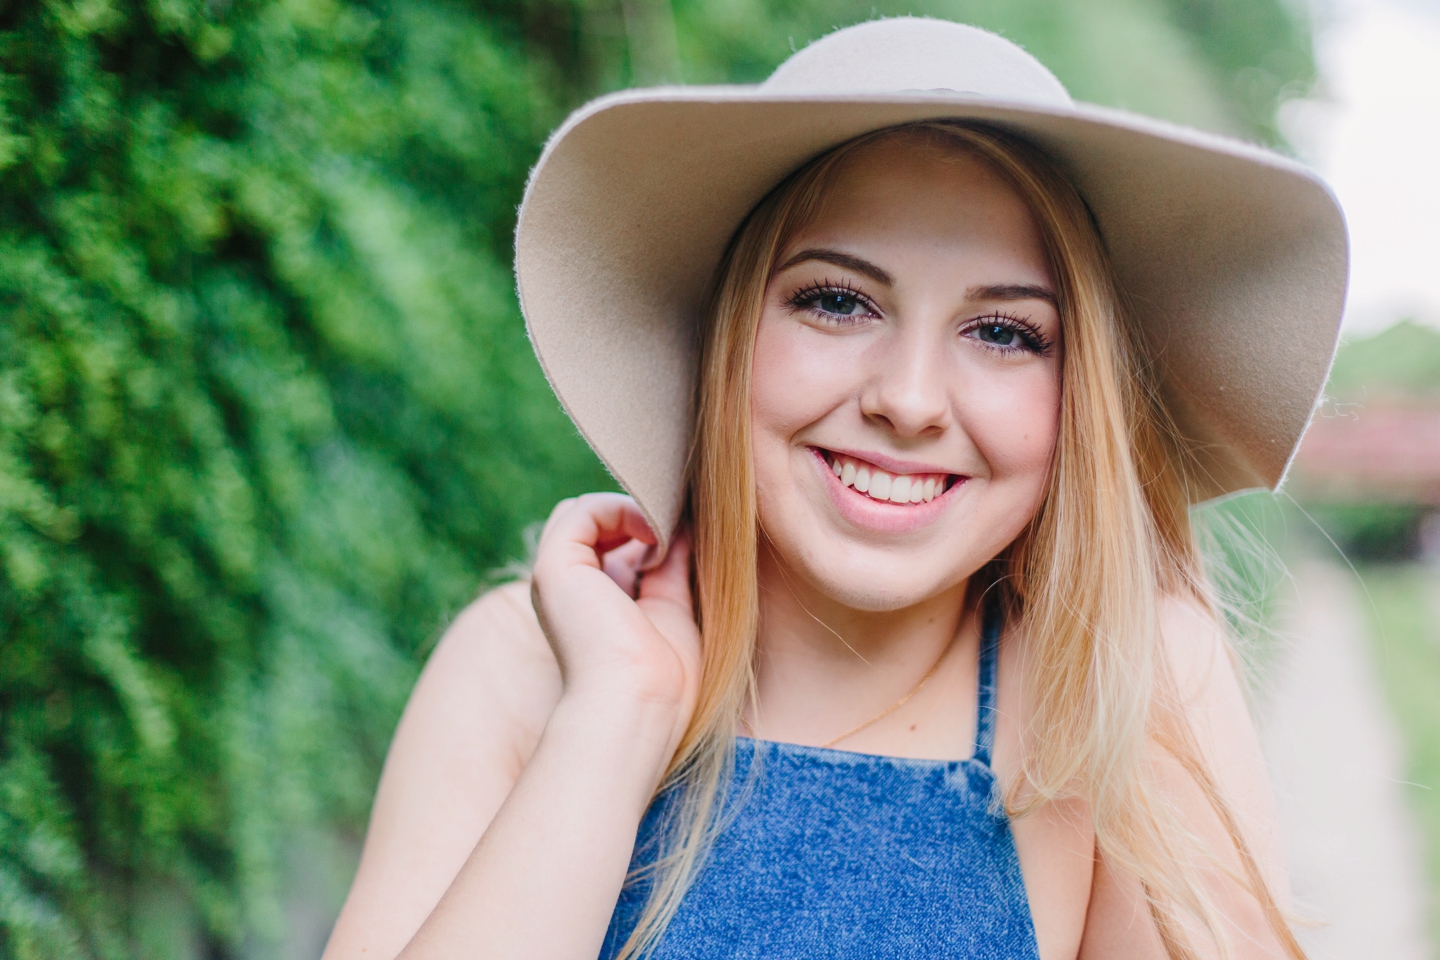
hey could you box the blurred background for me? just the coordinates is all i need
[0,0,1435,956]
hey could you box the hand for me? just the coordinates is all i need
[529,494,701,754]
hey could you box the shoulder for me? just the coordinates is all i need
[323,580,561,959]
[1076,592,1290,959]
[1154,591,1250,722]
[414,579,561,762]
[381,576,561,810]
[436,578,552,676]
[1152,591,1268,803]
[447,577,548,649]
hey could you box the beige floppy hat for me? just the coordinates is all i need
[515,17,1348,549]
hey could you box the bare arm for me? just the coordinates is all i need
[1078,596,1294,960]
[323,494,700,960]
[320,581,559,959]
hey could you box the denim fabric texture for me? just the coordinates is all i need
[599,610,1041,959]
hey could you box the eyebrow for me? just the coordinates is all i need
[777,248,895,287]
[778,250,1058,308]
[966,283,1058,308]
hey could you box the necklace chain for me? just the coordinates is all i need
[817,633,959,749]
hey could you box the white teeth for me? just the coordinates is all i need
[868,471,892,501]
[826,451,952,506]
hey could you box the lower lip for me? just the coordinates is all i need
[810,447,965,535]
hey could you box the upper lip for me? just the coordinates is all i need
[815,446,962,477]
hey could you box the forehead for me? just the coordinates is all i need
[791,134,1049,273]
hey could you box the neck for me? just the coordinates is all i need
[746,540,980,751]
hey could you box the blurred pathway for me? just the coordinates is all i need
[1262,559,1432,960]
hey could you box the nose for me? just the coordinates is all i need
[858,323,951,438]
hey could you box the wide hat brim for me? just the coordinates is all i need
[516,19,1347,552]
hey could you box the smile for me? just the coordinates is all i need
[817,449,962,506]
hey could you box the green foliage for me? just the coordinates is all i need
[661,0,1313,143]
[1306,503,1429,562]
[0,0,610,954]
[518,0,1315,140]
[0,0,1318,955]
[1328,320,1440,399]
[1192,491,1293,679]
[1297,321,1440,558]
[1161,0,1315,141]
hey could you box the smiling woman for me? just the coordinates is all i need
[321,18,1347,960]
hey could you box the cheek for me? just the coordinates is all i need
[749,314,852,441]
[960,365,1061,484]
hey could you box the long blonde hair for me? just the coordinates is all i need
[615,122,1303,960]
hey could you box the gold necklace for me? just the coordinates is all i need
[817,632,959,749]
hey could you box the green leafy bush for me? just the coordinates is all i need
[0,0,610,953]
[1328,320,1440,399]
[0,0,1315,954]
[1307,503,1430,562]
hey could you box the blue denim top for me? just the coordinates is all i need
[599,609,1040,959]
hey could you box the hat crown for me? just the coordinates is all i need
[764,18,1072,108]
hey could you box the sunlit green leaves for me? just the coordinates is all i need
[0,0,608,953]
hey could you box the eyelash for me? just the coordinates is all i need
[785,281,1053,356]
[962,311,1054,356]
[785,280,879,323]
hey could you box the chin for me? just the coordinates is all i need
[816,579,949,613]
[787,537,976,612]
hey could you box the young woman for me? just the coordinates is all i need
[323,18,1347,960]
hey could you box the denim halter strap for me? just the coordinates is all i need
[973,603,1002,768]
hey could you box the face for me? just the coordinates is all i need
[750,136,1063,611]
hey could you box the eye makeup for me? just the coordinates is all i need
[778,274,1056,356]
[960,311,1054,356]
[784,279,880,323]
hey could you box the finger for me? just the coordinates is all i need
[538,497,580,542]
[581,494,657,554]
[540,493,649,553]
[601,538,649,596]
[537,493,656,572]
[637,528,693,608]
